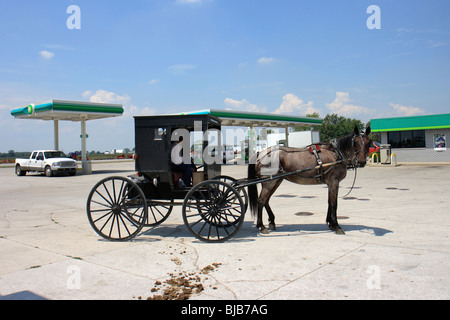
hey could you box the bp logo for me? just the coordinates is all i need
[27,104,35,115]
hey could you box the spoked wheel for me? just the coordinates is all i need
[182,180,245,243]
[87,176,147,241]
[145,199,174,227]
[213,175,248,213]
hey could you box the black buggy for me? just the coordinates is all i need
[86,114,249,243]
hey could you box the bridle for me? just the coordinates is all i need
[332,133,370,170]
[329,133,369,198]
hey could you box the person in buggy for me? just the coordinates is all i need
[171,136,197,188]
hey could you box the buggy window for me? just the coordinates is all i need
[154,128,166,141]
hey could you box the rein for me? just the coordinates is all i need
[330,133,369,198]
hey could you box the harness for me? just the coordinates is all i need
[254,132,369,199]
[257,133,368,184]
[310,133,369,182]
[308,144,324,182]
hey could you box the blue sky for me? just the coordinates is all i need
[1,0,449,152]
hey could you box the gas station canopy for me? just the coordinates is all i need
[181,109,322,128]
[11,100,123,121]
[181,109,322,161]
[11,100,124,174]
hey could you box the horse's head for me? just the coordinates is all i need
[353,126,371,168]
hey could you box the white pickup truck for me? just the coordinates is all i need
[15,150,78,177]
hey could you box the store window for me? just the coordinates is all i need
[387,130,425,148]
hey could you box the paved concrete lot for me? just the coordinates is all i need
[1,161,449,300]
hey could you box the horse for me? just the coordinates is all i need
[247,126,371,235]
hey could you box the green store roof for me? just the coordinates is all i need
[371,113,450,132]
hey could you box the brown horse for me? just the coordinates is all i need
[248,126,371,235]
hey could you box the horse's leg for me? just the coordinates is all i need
[264,179,283,230]
[265,204,276,230]
[256,183,269,234]
[326,179,345,235]
[256,179,281,234]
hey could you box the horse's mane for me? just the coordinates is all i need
[276,133,356,154]
[311,133,355,152]
[334,133,355,153]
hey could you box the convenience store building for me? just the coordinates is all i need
[371,113,450,163]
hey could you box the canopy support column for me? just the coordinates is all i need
[249,125,255,162]
[80,116,91,174]
[285,126,290,147]
[54,120,59,150]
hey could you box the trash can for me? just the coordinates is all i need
[380,144,391,164]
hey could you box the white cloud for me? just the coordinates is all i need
[168,64,197,75]
[148,79,160,85]
[81,89,155,118]
[257,57,276,65]
[137,107,156,116]
[389,103,426,117]
[83,89,130,105]
[224,98,264,113]
[326,92,370,116]
[125,104,155,117]
[273,94,319,115]
[39,50,55,59]
[82,90,92,98]
[393,28,450,49]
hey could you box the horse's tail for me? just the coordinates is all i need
[248,162,258,218]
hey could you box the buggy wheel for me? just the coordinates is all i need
[145,199,174,227]
[87,176,147,241]
[213,175,248,214]
[182,180,245,243]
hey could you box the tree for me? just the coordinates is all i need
[292,112,321,132]
[366,120,380,142]
[319,114,365,142]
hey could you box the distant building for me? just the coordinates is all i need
[267,131,320,148]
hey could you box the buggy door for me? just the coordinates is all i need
[135,126,171,173]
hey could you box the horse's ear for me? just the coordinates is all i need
[366,126,371,136]
[354,126,360,136]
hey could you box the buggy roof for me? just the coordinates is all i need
[134,114,221,130]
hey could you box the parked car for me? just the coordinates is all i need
[15,150,78,177]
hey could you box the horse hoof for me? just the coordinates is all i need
[259,228,270,234]
[329,224,345,235]
[269,223,276,230]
